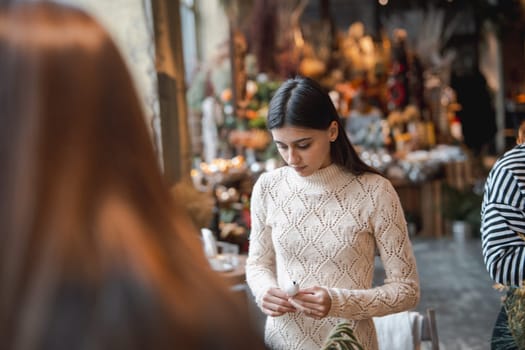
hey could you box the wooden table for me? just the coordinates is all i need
[220,254,247,286]
[392,179,444,237]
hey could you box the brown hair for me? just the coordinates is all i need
[517,120,525,145]
[0,3,263,349]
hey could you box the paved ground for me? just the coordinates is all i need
[410,236,501,350]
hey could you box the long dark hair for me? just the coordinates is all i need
[267,76,381,176]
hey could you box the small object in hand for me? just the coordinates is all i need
[285,280,299,296]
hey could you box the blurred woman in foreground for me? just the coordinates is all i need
[0,2,264,349]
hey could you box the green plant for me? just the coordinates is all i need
[441,183,483,226]
[505,286,525,348]
[492,229,525,348]
[321,323,364,350]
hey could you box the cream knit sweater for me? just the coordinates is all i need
[246,164,420,350]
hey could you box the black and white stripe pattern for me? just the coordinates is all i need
[481,145,525,287]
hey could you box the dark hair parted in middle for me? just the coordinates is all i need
[267,76,382,176]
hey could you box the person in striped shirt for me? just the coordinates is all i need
[481,127,525,350]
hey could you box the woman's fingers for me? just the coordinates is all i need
[262,300,296,315]
[288,286,331,318]
[261,288,297,316]
[288,298,309,313]
[260,286,331,318]
[288,298,324,319]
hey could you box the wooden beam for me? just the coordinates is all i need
[151,0,191,185]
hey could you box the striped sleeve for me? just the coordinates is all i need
[481,148,525,287]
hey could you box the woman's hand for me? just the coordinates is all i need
[260,287,297,317]
[288,286,331,320]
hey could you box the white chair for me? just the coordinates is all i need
[373,308,439,350]
[421,308,439,350]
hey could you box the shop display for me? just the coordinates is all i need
[185,2,494,242]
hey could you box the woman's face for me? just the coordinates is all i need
[271,121,338,177]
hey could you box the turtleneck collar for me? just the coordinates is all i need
[285,163,350,189]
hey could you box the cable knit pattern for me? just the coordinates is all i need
[246,164,420,350]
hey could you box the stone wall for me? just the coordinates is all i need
[56,0,162,161]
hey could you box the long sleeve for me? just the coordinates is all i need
[481,151,525,287]
[245,173,278,306]
[244,165,420,350]
[326,178,420,319]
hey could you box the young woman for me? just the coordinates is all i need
[246,76,420,350]
[0,3,264,349]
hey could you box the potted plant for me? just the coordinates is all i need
[441,183,483,241]
[321,323,364,350]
